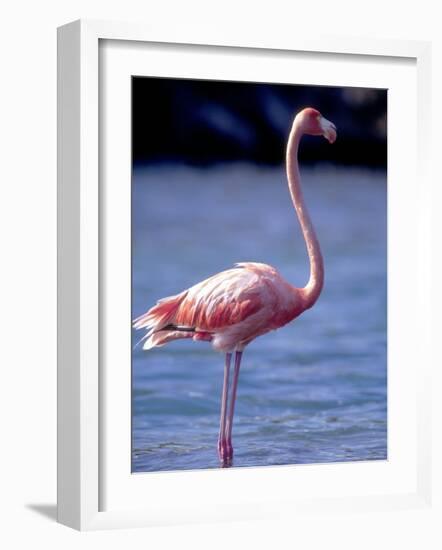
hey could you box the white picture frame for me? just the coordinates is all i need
[57,19,433,531]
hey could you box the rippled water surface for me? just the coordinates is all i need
[132,164,387,472]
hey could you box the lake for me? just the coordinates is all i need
[131,164,387,472]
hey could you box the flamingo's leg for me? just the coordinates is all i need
[224,351,243,460]
[217,352,231,461]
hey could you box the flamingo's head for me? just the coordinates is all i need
[296,107,337,144]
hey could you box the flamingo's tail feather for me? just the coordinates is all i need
[133,292,189,350]
[142,330,193,350]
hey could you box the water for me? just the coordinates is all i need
[131,164,387,472]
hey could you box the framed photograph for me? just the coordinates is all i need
[130,78,387,474]
[57,19,433,530]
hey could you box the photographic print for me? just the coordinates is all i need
[131,77,387,472]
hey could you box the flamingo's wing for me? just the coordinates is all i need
[173,265,264,332]
[133,263,291,350]
[133,265,266,335]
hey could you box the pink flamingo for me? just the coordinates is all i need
[134,107,337,465]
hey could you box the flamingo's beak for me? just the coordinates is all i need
[319,116,337,144]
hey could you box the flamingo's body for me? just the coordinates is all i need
[134,107,337,465]
[134,262,306,353]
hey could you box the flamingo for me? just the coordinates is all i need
[133,107,337,465]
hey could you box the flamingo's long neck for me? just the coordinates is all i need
[286,120,324,309]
